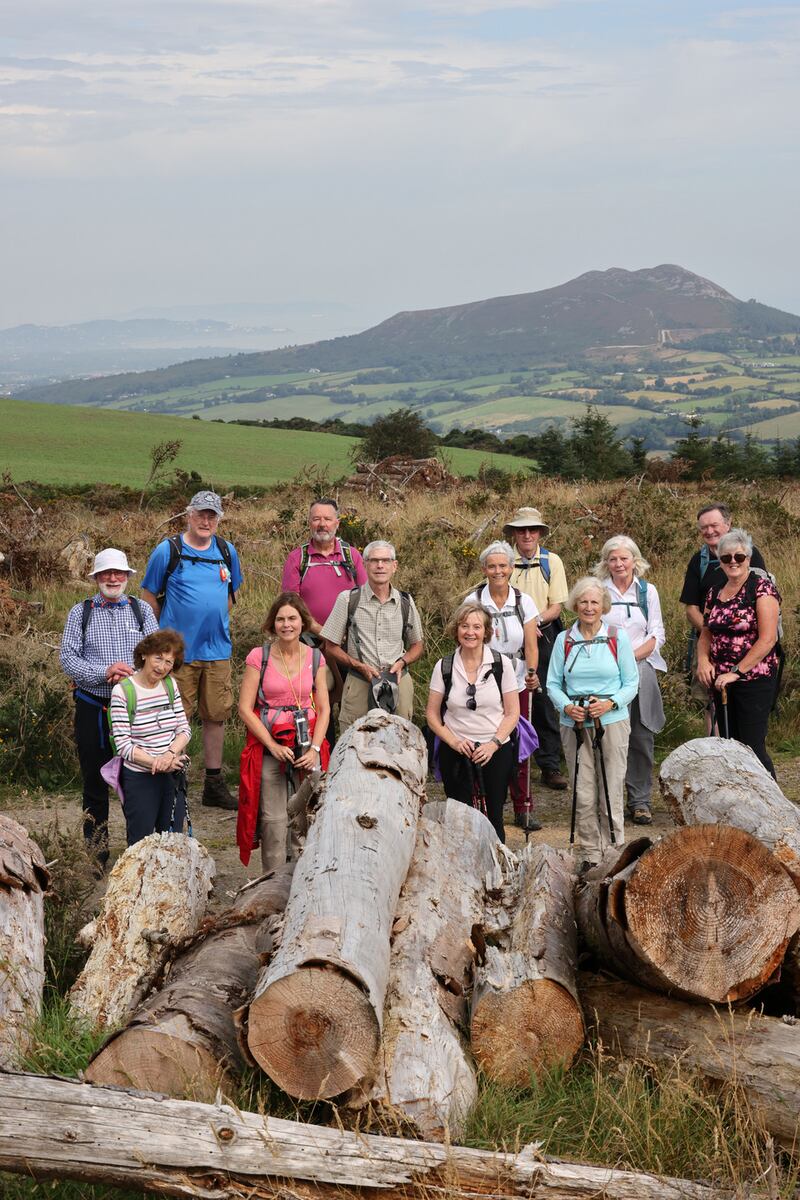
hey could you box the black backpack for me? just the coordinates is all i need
[158,534,236,604]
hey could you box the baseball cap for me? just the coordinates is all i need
[188,490,224,516]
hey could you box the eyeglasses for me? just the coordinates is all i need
[719,553,748,565]
[516,527,542,533]
[153,654,175,667]
[466,683,477,711]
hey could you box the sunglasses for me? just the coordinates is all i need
[466,683,477,711]
[719,553,748,565]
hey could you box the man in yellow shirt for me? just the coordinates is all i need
[504,507,570,799]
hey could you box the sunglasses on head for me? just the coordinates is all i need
[719,552,748,564]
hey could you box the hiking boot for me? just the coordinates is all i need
[540,769,568,791]
[632,806,653,826]
[202,774,237,810]
[514,812,543,831]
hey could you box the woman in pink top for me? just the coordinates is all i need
[426,601,520,842]
[237,592,330,870]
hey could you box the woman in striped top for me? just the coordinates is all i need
[109,628,192,846]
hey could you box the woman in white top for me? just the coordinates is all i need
[594,536,666,825]
[426,601,520,843]
[472,540,540,826]
[109,628,192,846]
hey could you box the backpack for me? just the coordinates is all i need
[343,587,413,661]
[562,626,619,687]
[158,534,236,605]
[299,539,357,583]
[81,596,145,650]
[257,642,322,732]
[472,585,526,630]
[514,546,551,582]
[743,569,784,641]
[109,674,176,755]
[610,578,649,622]
[438,650,505,719]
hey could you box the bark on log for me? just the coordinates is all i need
[660,737,800,884]
[0,816,49,1066]
[471,844,585,1085]
[84,864,294,1100]
[247,712,426,1100]
[348,798,515,1141]
[575,825,800,1003]
[0,1071,732,1200]
[69,832,215,1030]
[580,971,800,1150]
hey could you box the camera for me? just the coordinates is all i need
[293,708,312,756]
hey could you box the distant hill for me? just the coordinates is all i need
[17,264,800,406]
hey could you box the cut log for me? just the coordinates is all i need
[0,816,49,1066]
[0,1071,732,1200]
[471,844,585,1085]
[660,737,800,884]
[84,863,294,1100]
[580,972,800,1150]
[246,712,426,1100]
[575,825,800,1003]
[69,832,215,1030]
[348,798,514,1141]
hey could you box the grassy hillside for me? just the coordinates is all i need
[0,397,535,488]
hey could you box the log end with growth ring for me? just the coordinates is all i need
[84,1025,234,1103]
[471,979,585,1086]
[624,823,800,1003]
[248,964,380,1099]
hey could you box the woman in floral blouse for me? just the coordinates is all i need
[697,528,780,776]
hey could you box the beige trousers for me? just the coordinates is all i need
[257,752,302,873]
[560,718,630,865]
[339,671,414,732]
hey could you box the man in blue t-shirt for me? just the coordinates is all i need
[141,491,243,809]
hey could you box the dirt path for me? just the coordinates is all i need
[7,752,800,917]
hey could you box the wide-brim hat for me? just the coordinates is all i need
[89,548,136,576]
[503,507,550,538]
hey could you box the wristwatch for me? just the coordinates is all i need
[733,667,745,678]
[491,736,502,748]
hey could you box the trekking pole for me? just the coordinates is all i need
[592,713,616,846]
[522,689,537,842]
[471,752,488,818]
[721,684,730,739]
[569,700,585,846]
[708,688,719,738]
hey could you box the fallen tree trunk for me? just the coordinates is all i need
[575,825,800,1003]
[0,816,49,1067]
[247,712,426,1099]
[69,832,215,1030]
[84,863,294,1101]
[0,1071,733,1200]
[471,844,584,1085]
[660,737,800,884]
[347,798,514,1141]
[580,972,800,1150]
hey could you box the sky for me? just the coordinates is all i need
[2,0,799,330]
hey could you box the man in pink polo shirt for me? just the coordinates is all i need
[281,497,367,632]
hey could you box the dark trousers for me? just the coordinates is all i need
[438,740,514,844]
[712,674,777,778]
[120,766,185,846]
[74,693,112,866]
[532,621,563,774]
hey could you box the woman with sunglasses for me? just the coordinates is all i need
[426,601,520,842]
[697,529,780,776]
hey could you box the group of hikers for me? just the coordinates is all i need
[60,491,782,877]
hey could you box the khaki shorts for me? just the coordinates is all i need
[174,659,233,723]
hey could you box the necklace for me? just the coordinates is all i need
[278,643,310,710]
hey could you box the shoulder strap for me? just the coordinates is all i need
[699,544,713,580]
[512,587,525,628]
[340,541,356,580]
[400,591,412,642]
[299,542,311,582]
[538,546,551,583]
[606,625,619,662]
[129,596,145,633]
[120,676,137,724]
[157,535,184,602]
[311,645,321,681]
[164,674,176,708]
[439,652,455,718]
[214,534,236,603]
[343,587,363,659]
[257,642,271,704]
[489,649,505,695]
[636,578,648,620]
[80,598,93,648]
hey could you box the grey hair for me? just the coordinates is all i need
[363,539,396,562]
[594,535,650,580]
[479,540,516,568]
[717,528,753,557]
[568,575,612,614]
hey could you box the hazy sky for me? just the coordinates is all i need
[3,0,798,329]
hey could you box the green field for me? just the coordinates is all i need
[0,398,535,487]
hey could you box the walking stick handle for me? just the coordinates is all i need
[721,684,728,706]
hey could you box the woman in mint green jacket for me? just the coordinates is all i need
[547,576,639,871]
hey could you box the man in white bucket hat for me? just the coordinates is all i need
[60,548,158,870]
